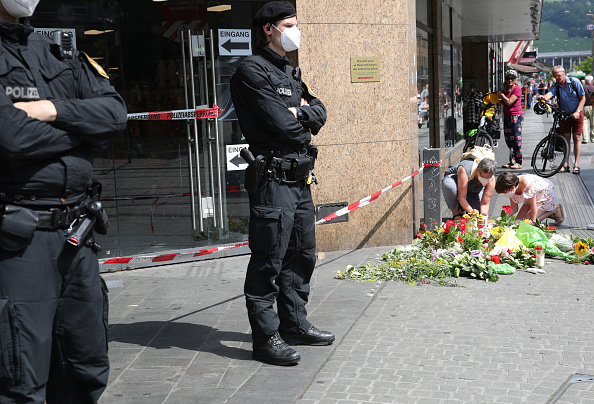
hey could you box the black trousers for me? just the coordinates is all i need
[245,179,316,344]
[0,229,109,404]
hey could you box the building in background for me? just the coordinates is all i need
[28,0,543,268]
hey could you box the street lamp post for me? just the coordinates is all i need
[589,13,594,74]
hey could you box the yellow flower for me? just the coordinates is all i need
[575,241,588,255]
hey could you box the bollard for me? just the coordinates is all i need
[423,148,442,231]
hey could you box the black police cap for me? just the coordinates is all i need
[252,1,296,26]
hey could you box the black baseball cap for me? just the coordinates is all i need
[252,1,296,26]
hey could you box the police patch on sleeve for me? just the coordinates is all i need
[82,52,109,79]
[302,81,317,98]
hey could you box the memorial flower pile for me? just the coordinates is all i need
[336,207,593,286]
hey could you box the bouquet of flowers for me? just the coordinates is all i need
[337,207,587,286]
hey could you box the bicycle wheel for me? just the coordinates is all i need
[531,134,569,178]
[463,130,493,152]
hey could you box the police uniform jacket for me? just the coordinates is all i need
[230,43,326,155]
[0,20,127,206]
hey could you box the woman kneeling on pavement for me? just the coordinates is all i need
[442,157,497,220]
[495,172,564,225]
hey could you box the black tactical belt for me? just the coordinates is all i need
[32,206,87,230]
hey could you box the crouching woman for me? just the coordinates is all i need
[442,158,497,219]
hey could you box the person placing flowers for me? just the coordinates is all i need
[495,171,564,225]
[442,157,497,220]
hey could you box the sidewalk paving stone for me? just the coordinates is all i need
[100,110,594,403]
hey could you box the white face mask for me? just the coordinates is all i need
[477,174,491,186]
[1,0,39,18]
[273,24,301,52]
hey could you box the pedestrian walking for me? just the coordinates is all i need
[582,75,594,144]
[230,1,333,367]
[463,83,482,135]
[498,69,524,169]
[537,65,586,174]
[0,0,127,402]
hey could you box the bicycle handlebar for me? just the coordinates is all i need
[538,100,572,118]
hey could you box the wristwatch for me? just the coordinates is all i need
[296,108,304,120]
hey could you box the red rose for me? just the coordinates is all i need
[416,233,421,238]
[492,255,500,264]
[420,223,427,229]
[549,226,556,231]
[502,205,512,214]
[444,220,454,234]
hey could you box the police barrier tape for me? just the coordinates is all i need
[100,162,440,266]
[127,105,223,121]
[314,161,441,225]
[101,241,249,265]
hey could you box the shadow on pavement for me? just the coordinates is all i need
[110,321,253,361]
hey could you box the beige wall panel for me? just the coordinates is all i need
[298,24,411,145]
[313,141,417,252]
[293,0,418,251]
[298,0,410,25]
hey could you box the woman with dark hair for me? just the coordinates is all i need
[498,69,524,169]
[495,172,563,224]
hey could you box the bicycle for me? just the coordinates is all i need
[462,92,498,152]
[531,100,570,178]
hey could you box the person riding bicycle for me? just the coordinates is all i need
[498,69,524,170]
[537,66,585,174]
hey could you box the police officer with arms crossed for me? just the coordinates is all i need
[230,1,333,366]
[0,0,127,402]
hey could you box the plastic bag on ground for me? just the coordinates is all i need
[494,229,524,251]
[515,221,572,258]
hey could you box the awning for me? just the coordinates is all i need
[451,0,543,42]
[510,63,540,74]
[509,60,553,75]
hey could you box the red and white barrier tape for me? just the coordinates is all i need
[101,241,248,266]
[314,161,440,225]
[101,161,441,265]
[127,105,223,121]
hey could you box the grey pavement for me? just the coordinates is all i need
[100,109,594,404]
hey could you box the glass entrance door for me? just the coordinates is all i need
[100,1,257,259]
[29,0,264,259]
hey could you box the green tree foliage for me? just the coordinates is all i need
[575,57,592,75]
[543,0,592,38]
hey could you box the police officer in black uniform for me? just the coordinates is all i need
[230,1,333,366]
[0,0,127,402]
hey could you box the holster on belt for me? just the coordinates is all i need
[241,148,267,194]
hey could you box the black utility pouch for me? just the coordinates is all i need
[0,206,38,252]
[289,156,312,181]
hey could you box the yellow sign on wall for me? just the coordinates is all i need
[350,57,380,83]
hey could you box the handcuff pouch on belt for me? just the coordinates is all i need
[0,205,38,252]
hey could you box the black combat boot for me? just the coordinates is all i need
[252,331,301,366]
[280,325,335,346]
